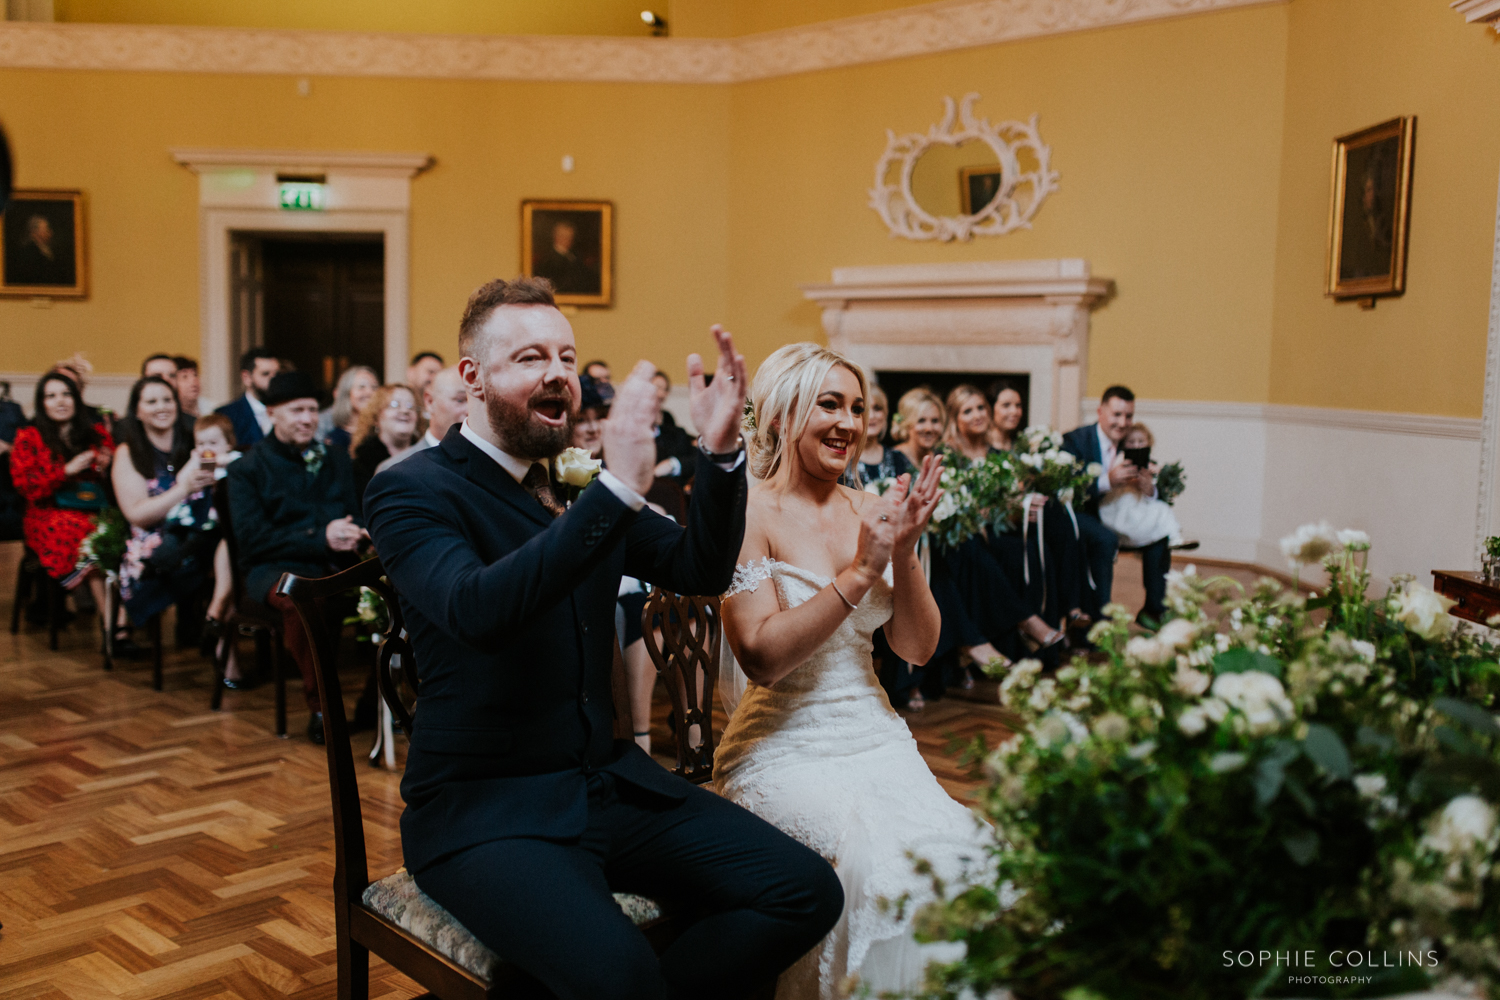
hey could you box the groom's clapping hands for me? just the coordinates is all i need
[688,325,748,456]
[603,360,664,497]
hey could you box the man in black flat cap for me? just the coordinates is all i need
[227,371,364,743]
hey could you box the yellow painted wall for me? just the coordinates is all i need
[0,71,730,386]
[55,0,662,37]
[724,5,1290,401]
[1267,0,1500,418]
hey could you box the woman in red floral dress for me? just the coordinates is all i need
[11,372,115,613]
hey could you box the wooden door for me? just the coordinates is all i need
[261,237,384,400]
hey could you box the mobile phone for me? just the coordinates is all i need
[1123,446,1151,469]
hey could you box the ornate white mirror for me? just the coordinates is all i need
[869,93,1060,242]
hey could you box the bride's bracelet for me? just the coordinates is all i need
[830,580,859,611]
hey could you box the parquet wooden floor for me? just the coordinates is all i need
[0,538,1237,999]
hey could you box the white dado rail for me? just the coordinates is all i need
[801,259,1113,432]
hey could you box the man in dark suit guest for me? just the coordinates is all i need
[650,369,698,485]
[227,371,363,743]
[215,348,280,449]
[1062,384,1169,624]
[364,277,842,1000]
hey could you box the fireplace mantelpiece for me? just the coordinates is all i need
[801,259,1114,431]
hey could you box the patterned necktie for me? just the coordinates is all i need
[521,462,566,518]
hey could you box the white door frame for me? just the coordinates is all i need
[171,148,431,400]
[1475,162,1500,563]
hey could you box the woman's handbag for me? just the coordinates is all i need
[54,482,108,511]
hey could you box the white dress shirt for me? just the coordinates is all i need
[248,393,272,436]
[459,419,646,511]
[1095,424,1117,497]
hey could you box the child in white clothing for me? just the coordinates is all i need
[1099,422,1184,548]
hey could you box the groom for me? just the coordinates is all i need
[364,278,843,1000]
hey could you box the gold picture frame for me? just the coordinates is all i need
[521,199,613,307]
[1326,116,1415,300]
[1,189,88,298]
[959,166,1003,216]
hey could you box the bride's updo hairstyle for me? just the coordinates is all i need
[747,342,868,483]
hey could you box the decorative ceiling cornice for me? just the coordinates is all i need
[1451,0,1500,30]
[0,0,1282,83]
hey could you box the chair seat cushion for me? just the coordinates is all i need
[362,869,664,980]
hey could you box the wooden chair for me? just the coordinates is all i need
[100,573,166,690]
[212,480,287,736]
[277,558,672,1000]
[10,544,65,650]
[639,589,722,785]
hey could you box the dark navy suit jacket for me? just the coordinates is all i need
[1061,422,1107,515]
[364,427,747,874]
[215,394,265,449]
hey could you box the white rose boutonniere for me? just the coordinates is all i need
[555,447,603,489]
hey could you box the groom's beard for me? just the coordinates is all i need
[485,385,574,460]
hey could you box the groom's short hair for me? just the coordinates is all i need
[459,277,557,361]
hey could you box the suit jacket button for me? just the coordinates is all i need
[581,693,590,704]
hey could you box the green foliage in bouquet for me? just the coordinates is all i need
[912,525,1500,1000]
[1155,461,1187,506]
[77,507,128,574]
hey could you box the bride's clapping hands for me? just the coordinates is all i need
[885,453,944,554]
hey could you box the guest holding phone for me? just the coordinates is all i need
[111,376,219,640]
[10,372,115,629]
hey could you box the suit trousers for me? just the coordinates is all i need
[414,770,844,1000]
[1137,536,1171,624]
[1075,512,1120,608]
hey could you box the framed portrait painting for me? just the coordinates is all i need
[1326,117,1415,300]
[1,189,87,298]
[959,166,1002,216]
[521,200,613,307]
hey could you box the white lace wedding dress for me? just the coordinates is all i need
[715,558,995,1000]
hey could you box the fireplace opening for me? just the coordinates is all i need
[872,369,1031,429]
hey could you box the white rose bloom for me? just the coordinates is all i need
[1086,462,1103,477]
[1209,752,1249,773]
[1156,617,1199,652]
[1124,635,1175,666]
[1421,795,1499,857]
[1126,740,1157,760]
[1173,664,1211,697]
[932,491,960,523]
[1280,521,1339,566]
[1336,528,1372,551]
[1177,705,1209,736]
[1092,712,1130,742]
[1028,678,1058,712]
[1350,639,1377,664]
[1354,773,1388,799]
[1211,671,1294,735]
[555,447,603,487]
[1393,583,1457,642]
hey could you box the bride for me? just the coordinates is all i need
[715,343,994,999]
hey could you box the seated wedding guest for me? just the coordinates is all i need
[944,383,994,463]
[123,355,196,442]
[1062,384,1168,624]
[987,378,1025,450]
[172,356,209,416]
[376,365,467,474]
[651,368,698,484]
[574,373,609,460]
[1099,422,1187,549]
[584,359,612,387]
[193,415,252,685]
[350,383,423,514]
[215,347,279,449]
[11,372,115,630]
[317,364,378,455]
[977,378,1096,632]
[228,371,364,744]
[111,377,218,642]
[50,353,111,432]
[895,388,1061,696]
[0,382,26,541]
[855,384,923,710]
[405,351,445,398]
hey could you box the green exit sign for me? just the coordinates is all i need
[278,182,326,211]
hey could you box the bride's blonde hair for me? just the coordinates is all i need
[746,342,868,483]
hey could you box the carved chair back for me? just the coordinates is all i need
[640,590,722,784]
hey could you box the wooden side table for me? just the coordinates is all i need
[1432,571,1500,626]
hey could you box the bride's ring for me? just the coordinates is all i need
[727,375,735,381]
[879,514,888,521]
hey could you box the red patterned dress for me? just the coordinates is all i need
[11,423,115,587]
